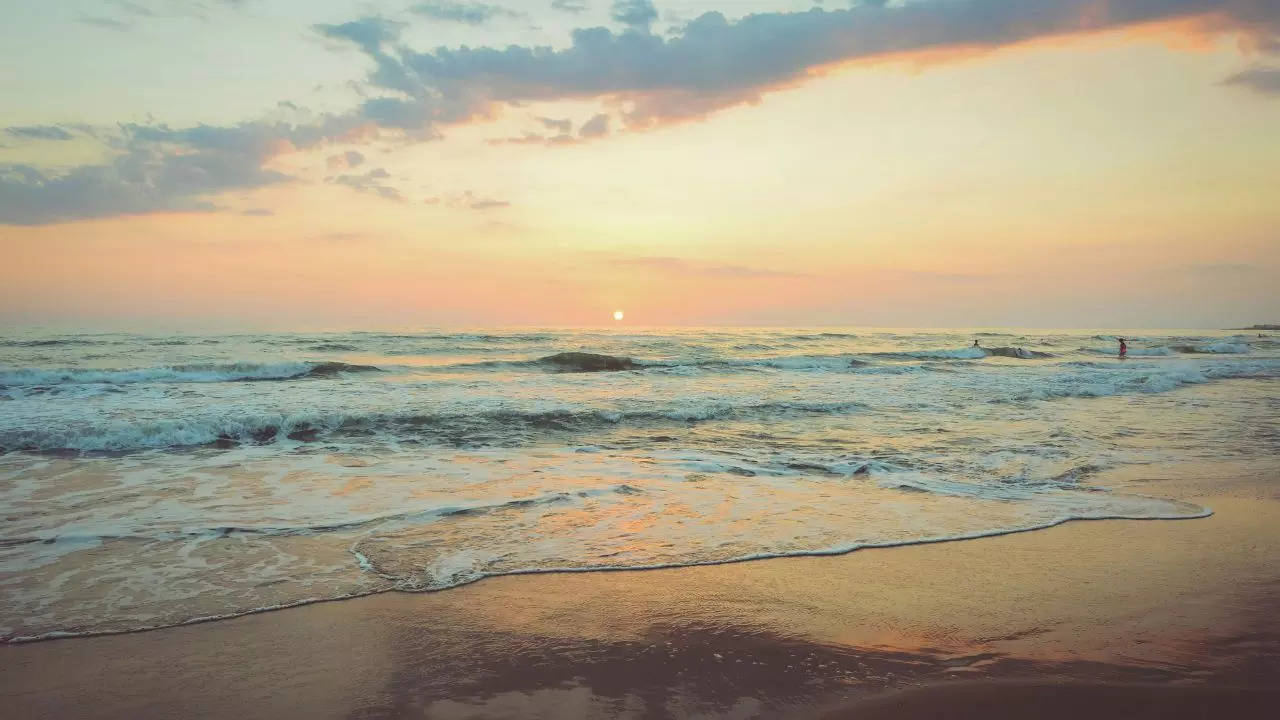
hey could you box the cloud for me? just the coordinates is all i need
[578,113,610,137]
[487,132,577,145]
[78,15,133,31]
[315,16,406,53]
[614,256,805,279]
[4,126,75,141]
[423,191,511,208]
[551,0,587,14]
[77,1,250,31]
[9,0,1279,225]
[1181,262,1262,274]
[536,116,572,133]
[328,167,403,201]
[0,122,298,225]
[1221,65,1280,95]
[610,0,656,32]
[308,231,368,243]
[0,114,382,224]
[326,149,366,169]
[242,208,274,216]
[334,0,1279,134]
[410,2,521,25]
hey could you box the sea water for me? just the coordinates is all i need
[1,328,1276,641]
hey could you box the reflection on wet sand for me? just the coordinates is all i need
[3,483,1277,719]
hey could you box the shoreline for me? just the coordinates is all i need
[3,484,1275,719]
[2,500,1214,646]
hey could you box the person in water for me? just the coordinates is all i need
[1117,337,1128,357]
[972,340,980,348]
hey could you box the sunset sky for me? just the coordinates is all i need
[2,0,1278,328]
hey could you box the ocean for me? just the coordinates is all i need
[1,327,1276,642]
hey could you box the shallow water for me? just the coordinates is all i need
[1,328,1276,641]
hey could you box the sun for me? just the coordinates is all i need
[613,310,624,321]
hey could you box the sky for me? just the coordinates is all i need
[1,0,1278,329]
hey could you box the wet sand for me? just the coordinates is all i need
[2,468,1277,719]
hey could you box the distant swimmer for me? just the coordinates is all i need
[972,340,980,347]
[1117,337,1128,358]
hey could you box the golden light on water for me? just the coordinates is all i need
[613,310,624,321]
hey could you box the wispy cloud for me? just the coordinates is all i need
[4,126,76,141]
[614,256,806,279]
[409,2,522,25]
[77,1,250,31]
[326,150,366,170]
[551,0,587,14]
[78,15,134,32]
[424,191,511,209]
[1221,65,1280,95]
[610,0,656,32]
[578,113,610,138]
[327,167,403,201]
[536,116,572,134]
[1180,262,1262,274]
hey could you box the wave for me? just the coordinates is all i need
[0,485,649,550]
[537,352,638,372]
[425,346,1055,375]
[863,346,1050,361]
[0,339,113,347]
[2,489,1211,644]
[0,399,871,452]
[1170,342,1250,354]
[1083,342,1250,356]
[983,346,1054,359]
[0,361,380,387]
[354,489,1210,593]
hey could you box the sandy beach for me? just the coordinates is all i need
[3,458,1275,719]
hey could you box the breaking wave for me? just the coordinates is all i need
[0,399,871,452]
[0,361,380,386]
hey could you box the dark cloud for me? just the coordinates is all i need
[328,167,403,201]
[5,126,75,141]
[1221,65,1280,95]
[314,16,406,53]
[410,2,521,25]
[336,0,1278,133]
[0,124,294,225]
[551,0,587,14]
[578,113,610,137]
[615,256,805,279]
[611,0,657,32]
[0,119,363,225]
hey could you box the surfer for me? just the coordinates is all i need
[972,340,980,348]
[1117,337,1127,358]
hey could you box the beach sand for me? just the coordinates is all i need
[2,463,1276,719]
